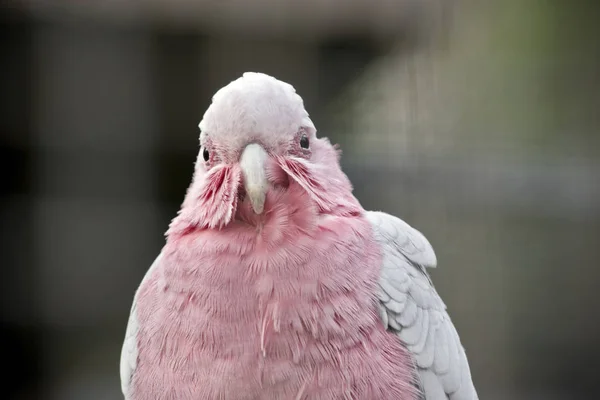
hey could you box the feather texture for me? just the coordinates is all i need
[122,181,419,399]
[120,254,162,398]
[120,72,477,400]
[122,112,423,398]
[368,211,479,400]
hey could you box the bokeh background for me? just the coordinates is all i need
[1,0,599,399]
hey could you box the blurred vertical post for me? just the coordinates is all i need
[31,22,163,398]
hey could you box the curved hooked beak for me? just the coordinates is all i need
[239,143,269,214]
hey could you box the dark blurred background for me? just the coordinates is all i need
[1,0,599,399]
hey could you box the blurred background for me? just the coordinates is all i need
[1,0,599,399]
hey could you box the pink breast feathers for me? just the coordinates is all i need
[131,202,417,400]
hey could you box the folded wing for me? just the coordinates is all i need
[367,211,478,400]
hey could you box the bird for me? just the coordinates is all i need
[120,72,478,400]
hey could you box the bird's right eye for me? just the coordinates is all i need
[202,147,210,162]
[299,134,309,149]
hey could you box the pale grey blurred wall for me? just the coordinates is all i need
[1,1,599,399]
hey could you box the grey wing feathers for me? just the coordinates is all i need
[120,301,139,398]
[367,211,478,400]
[120,254,162,399]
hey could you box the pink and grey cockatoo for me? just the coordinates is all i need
[120,72,478,400]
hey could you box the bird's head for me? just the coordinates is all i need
[169,72,361,233]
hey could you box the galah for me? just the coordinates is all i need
[120,72,478,400]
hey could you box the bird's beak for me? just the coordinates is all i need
[239,143,269,214]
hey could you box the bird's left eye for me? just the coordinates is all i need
[202,147,210,162]
[299,135,309,149]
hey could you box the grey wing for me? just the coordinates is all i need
[366,211,478,400]
[120,254,162,399]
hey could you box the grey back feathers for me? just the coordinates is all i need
[367,211,478,400]
[120,254,162,399]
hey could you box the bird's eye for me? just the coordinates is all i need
[299,135,309,149]
[202,147,210,162]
